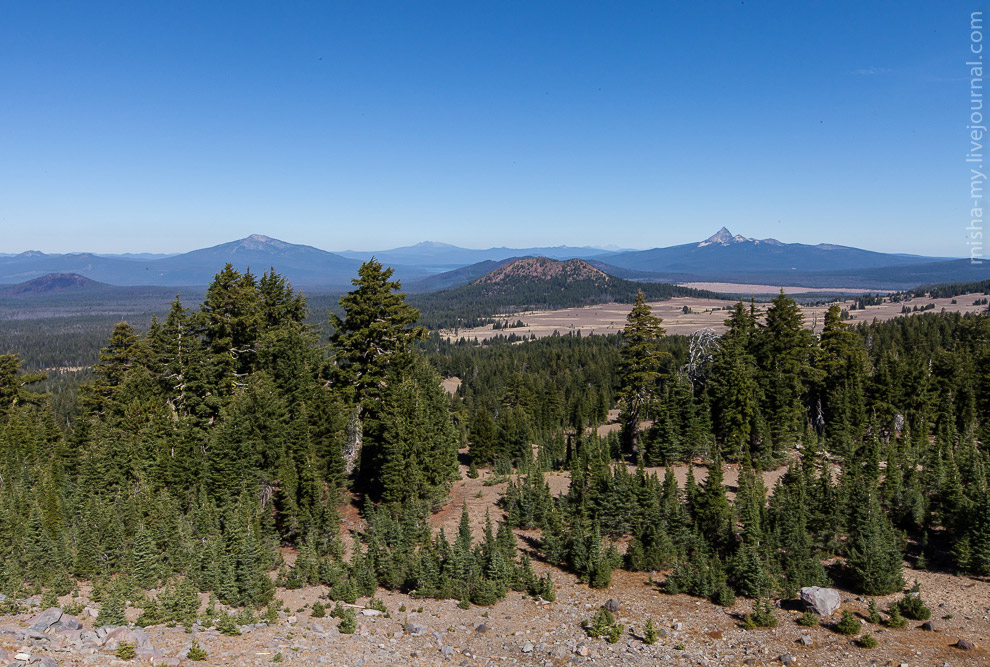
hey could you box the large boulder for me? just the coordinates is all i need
[101,626,152,651]
[29,607,63,633]
[52,614,83,632]
[799,587,841,617]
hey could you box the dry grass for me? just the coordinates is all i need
[443,293,988,342]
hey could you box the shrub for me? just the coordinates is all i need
[836,610,860,636]
[527,572,555,602]
[866,599,881,624]
[897,593,931,621]
[583,608,624,642]
[857,633,878,648]
[367,597,387,613]
[884,605,907,628]
[40,588,58,610]
[187,641,208,661]
[216,611,241,636]
[797,611,819,627]
[63,601,84,617]
[115,642,136,660]
[470,579,503,606]
[96,587,127,627]
[311,601,326,618]
[338,608,356,634]
[643,618,659,645]
[332,603,356,634]
[744,599,778,629]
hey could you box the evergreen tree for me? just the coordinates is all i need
[617,292,669,454]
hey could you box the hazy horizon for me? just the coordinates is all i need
[0,228,963,260]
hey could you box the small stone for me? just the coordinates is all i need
[603,599,620,613]
[15,653,31,661]
[673,622,683,631]
[955,639,975,651]
[778,656,796,664]
[797,635,813,646]
[522,642,534,653]
[441,646,455,657]
[576,643,590,657]
[921,621,935,631]
[404,623,428,636]
[475,623,488,633]
[361,609,382,616]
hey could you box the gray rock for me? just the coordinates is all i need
[603,599,620,613]
[779,656,796,664]
[34,658,59,667]
[441,646,455,657]
[51,615,82,632]
[797,635,813,646]
[921,621,935,631]
[522,642,534,653]
[29,607,63,633]
[955,639,975,650]
[404,623,428,637]
[475,623,488,633]
[799,586,841,617]
[100,626,152,651]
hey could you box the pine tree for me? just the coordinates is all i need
[131,526,161,590]
[617,291,669,454]
[845,477,904,596]
[753,292,820,457]
[81,322,139,417]
[468,407,497,464]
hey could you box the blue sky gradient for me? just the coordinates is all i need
[0,1,972,256]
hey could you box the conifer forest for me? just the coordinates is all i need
[2,259,990,635]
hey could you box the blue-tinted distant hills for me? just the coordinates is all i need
[0,235,383,288]
[0,229,983,291]
[337,241,622,273]
[593,227,947,275]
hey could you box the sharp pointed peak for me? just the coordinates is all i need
[700,227,736,246]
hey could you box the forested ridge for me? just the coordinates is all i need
[1,261,989,631]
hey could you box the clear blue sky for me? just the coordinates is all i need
[0,1,973,256]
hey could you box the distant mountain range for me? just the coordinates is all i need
[0,229,983,291]
[336,241,628,272]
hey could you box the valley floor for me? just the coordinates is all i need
[443,293,988,341]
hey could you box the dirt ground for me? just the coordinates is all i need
[443,293,988,342]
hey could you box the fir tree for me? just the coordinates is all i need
[617,291,669,454]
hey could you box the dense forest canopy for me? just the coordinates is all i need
[1,262,989,626]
